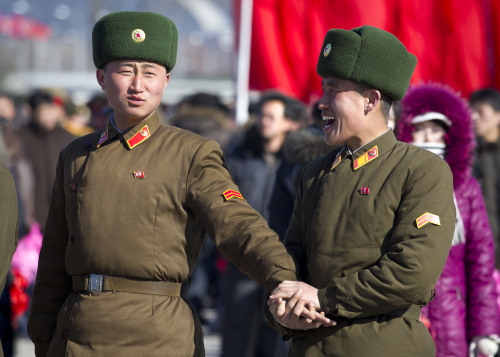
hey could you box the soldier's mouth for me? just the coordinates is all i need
[323,116,335,129]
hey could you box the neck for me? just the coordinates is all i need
[348,127,389,152]
[113,113,152,132]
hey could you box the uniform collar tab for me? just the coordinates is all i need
[351,130,396,170]
[122,112,161,150]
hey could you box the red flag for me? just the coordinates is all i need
[247,0,493,103]
[489,0,500,89]
[0,13,51,40]
[249,0,396,103]
[396,0,489,98]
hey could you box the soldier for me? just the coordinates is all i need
[27,11,327,357]
[268,26,456,356]
[0,162,19,357]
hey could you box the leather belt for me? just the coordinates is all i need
[72,274,181,296]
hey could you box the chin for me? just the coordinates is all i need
[325,136,341,147]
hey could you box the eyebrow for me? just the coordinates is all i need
[119,62,161,69]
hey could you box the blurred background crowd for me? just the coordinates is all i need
[2,0,500,357]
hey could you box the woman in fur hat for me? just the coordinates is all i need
[397,82,500,357]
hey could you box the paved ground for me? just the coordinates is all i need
[14,332,222,357]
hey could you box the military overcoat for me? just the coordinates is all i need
[28,113,296,357]
[0,162,18,357]
[0,162,18,291]
[273,130,455,357]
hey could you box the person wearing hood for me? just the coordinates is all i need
[397,82,500,357]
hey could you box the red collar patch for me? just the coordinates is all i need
[127,125,151,149]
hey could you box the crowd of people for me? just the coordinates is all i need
[0,10,500,357]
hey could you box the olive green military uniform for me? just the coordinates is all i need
[0,162,18,357]
[275,130,455,356]
[28,112,296,357]
[0,162,18,291]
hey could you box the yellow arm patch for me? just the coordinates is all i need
[223,189,244,200]
[416,212,441,229]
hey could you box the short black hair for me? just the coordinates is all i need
[470,88,500,111]
[258,91,307,124]
[28,90,55,110]
[354,82,392,121]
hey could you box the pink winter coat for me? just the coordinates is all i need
[397,83,500,357]
[421,176,499,356]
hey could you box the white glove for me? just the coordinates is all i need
[469,335,500,357]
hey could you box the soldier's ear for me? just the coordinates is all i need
[163,73,170,92]
[364,89,381,114]
[96,69,105,90]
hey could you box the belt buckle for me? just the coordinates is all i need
[88,274,103,293]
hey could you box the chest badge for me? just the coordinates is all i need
[360,187,370,195]
[133,171,145,179]
[416,212,441,229]
[223,189,244,201]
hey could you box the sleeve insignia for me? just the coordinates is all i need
[223,189,244,200]
[416,212,441,229]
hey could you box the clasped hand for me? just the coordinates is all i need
[267,281,336,330]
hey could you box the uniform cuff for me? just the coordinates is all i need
[265,270,297,292]
[318,286,337,315]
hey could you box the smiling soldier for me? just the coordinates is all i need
[267,26,456,356]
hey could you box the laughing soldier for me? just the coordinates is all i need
[267,26,456,357]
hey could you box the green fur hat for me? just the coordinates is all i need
[92,11,178,72]
[317,25,417,101]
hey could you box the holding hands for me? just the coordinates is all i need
[267,281,336,330]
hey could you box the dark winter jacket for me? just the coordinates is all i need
[397,83,500,357]
[17,122,75,227]
[268,126,333,240]
[473,137,500,269]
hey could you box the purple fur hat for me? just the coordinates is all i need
[396,82,475,189]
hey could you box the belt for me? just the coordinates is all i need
[72,274,181,296]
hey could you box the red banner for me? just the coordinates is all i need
[246,0,496,103]
[0,13,51,40]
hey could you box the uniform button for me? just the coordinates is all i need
[70,182,77,191]
[69,236,75,244]
[61,331,68,340]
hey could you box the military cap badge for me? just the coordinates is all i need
[132,29,146,43]
[323,43,331,57]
